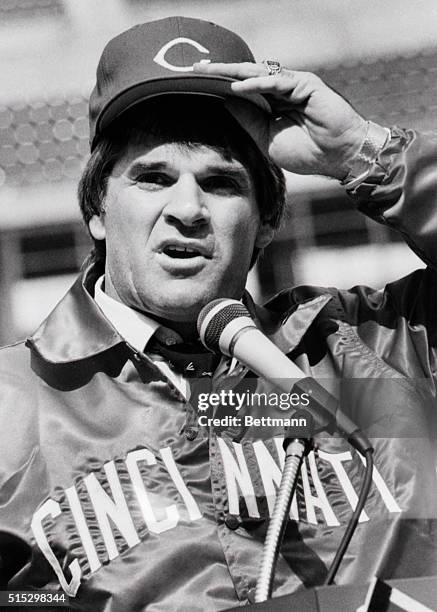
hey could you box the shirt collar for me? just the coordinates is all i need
[94,276,162,352]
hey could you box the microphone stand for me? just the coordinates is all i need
[254,436,312,603]
[196,301,374,603]
[254,420,373,603]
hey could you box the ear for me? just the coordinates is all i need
[255,223,275,249]
[88,214,106,241]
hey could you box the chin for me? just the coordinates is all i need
[144,292,211,322]
[138,277,245,322]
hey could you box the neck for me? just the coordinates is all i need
[102,275,201,342]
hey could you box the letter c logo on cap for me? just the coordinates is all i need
[153,37,211,72]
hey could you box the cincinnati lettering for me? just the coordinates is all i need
[31,439,401,597]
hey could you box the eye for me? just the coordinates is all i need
[134,172,174,189]
[201,175,243,195]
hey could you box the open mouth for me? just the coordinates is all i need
[163,246,202,259]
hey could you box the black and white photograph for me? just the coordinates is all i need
[0,1,436,610]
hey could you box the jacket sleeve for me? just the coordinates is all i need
[349,127,437,268]
[339,128,437,382]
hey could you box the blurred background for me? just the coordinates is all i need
[1,0,436,344]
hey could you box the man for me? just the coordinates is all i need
[0,16,436,611]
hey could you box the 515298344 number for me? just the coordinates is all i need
[0,591,70,607]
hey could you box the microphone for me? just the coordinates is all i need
[197,298,372,454]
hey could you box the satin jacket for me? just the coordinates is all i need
[0,127,436,611]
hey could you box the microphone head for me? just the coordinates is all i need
[197,298,254,354]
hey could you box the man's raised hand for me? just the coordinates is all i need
[194,61,367,179]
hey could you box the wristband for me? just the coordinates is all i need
[341,121,390,190]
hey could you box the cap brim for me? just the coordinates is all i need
[95,74,272,142]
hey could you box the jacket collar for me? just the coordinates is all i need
[250,289,332,353]
[26,258,125,363]
[26,258,332,364]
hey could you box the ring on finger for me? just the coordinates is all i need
[262,59,282,76]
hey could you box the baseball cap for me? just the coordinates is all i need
[89,16,271,149]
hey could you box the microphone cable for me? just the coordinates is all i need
[324,447,374,585]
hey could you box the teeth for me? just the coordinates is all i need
[163,245,201,258]
[168,246,198,253]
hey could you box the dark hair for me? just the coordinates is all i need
[78,96,286,265]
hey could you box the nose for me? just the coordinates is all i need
[163,174,209,228]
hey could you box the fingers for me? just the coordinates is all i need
[231,75,295,95]
[193,61,267,79]
[194,61,300,82]
[194,62,321,105]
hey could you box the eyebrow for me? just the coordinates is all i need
[126,161,252,185]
